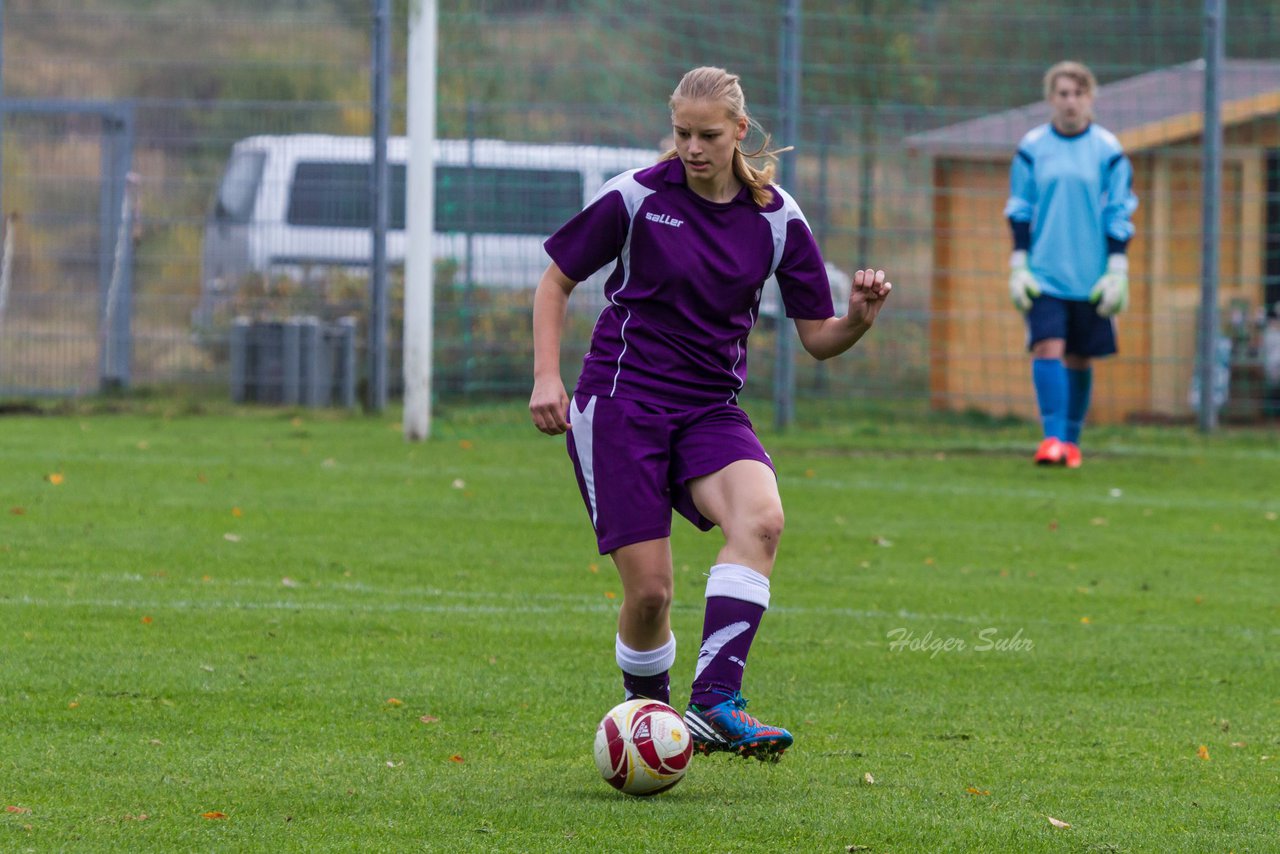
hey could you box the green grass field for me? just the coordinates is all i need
[2,399,1277,852]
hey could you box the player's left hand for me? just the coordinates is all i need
[846,268,893,328]
[1089,254,1129,317]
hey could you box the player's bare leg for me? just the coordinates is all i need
[683,461,792,760]
[610,538,676,704]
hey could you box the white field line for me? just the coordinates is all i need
[3,575,1276,638]
[785,475,1279,514]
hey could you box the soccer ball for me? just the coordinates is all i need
[593,699,693,796]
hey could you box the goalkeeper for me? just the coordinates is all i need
[1004,60,1138,468]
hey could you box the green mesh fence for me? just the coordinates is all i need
[2,1,1278,422]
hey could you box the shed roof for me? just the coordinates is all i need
[907,59,1280,158]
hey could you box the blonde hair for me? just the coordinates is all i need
[659,66,789,208]
[1043,61,1097,100]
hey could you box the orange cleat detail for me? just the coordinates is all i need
[1034,437,1066,465]
[1062,442,1083,469]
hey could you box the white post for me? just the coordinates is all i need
[403,0,437,440]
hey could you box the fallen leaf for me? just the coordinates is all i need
[449,754,464,763]
[873,536,893,547]
[805,468,815,478]
[1046,815,1071,829]
[604,591,616,599]
[280,577,299,588]
[1197,744,1210,760]
[231,507,243,518]
[200,811,228,820]
[863,772,875,784]
[923,557,935,566]
[137,441,149,450]
[9,507,25,515]
[46,473,64,485]
[68,701,79,709]
[141,616,153,625]
[386,698,404,707]
[6,806,31,814]
[420,715,440,725]
[588,563,599,574]
[1089,517,1107,526]
[123,813,148,821]
[1230,742,1246,748]
[223,533,241,543]
[451,479,466,489]
[322,458,336,468]
[459,440,473,450]
[966,787,990,796]
[1080,616,1092,624]
[200,665,214,673]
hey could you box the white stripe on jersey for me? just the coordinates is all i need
[568,395,599,524]
[597,170,657,397]
[759,184,812,278]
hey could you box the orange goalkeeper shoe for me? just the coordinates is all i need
[1034,437,1066,465]
[1062,442,1083,469]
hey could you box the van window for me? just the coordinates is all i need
[287,162,408,230]
[436,166,582,235]
[284,161,583,235]
[214,151,266,224]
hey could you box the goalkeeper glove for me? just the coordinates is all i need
[1008,250,1039,312]
[1089,254,1129,317]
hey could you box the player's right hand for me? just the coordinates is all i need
[1008,250,1040,312]
[529,376,571,435]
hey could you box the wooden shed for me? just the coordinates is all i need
[907,59,1280,423]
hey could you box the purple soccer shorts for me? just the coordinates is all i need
[564,394,774,555]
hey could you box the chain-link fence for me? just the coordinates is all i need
[2,0,1279,423]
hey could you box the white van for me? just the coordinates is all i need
[197,134,658,324]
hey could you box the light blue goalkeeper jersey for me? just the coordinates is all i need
[1004,123,1138,301]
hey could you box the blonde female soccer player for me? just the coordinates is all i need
[1006,60,1139,468]
[529,66,892,760]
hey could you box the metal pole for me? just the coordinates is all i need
[773,0,800,432]
[403,0,438,440]
[368,0,391,412]
[1,0,6,225]
[1197,0,1224,432]
[462,100,476,394]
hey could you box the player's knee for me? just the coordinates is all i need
[732,504,784,556]
[627,582,673,624]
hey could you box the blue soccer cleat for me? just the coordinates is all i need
[683,691,793,762]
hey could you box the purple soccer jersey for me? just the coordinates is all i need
[544,158,834,407]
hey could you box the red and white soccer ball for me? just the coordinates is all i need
[593,699,693,796]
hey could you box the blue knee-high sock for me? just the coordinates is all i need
[1065,367,1093,446]
[1032,358,1067,441]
